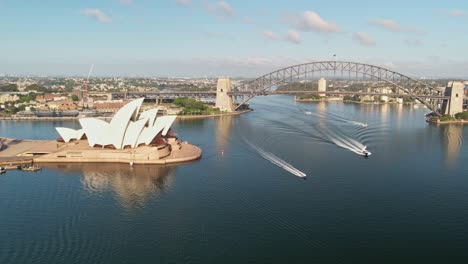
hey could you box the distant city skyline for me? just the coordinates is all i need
[1,0,468,78]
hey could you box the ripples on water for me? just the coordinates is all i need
[0,96,467,263]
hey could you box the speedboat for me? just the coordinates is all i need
[362,146,372,157]
[0,167,6,174]
[305,111,312,115]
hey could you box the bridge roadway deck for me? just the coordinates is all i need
[112,91,449,100]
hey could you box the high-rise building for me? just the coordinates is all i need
[318,78,327,97]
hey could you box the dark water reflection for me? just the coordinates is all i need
[43,163,176,209]
[0,96,467,264]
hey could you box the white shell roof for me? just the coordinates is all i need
[56,98,177,149]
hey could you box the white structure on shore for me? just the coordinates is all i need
[318,78,327,97]
[56,98,177,149]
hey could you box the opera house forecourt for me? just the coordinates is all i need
[0,98,202,165]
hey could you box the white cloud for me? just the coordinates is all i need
[383,62,397,69]
[353,32,376,46]
[263,31,278,40]
[217,1,234,16]
[175,0,192,7]
[300,11,339,33]
[369,19,424,34]
[83,9,111,23]
[447,9,466,17]
[203,1,235,18]
[285,11,339,34]
[286,30,302,44]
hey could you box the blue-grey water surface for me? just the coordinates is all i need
[0,95,467,263]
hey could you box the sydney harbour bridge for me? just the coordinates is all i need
[111,61,461,116]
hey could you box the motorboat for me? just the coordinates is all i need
[4,164,20,170]
[362,146,372,157]
[305,111,312,115]
[20,165,42,172]
[0,167,6,174]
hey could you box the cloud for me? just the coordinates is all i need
[217,1,234,16]
[175,0,192,6]
[263,31,278,40]
[383,62,397,69]
[83,9,111,23]
[447,9,466,17]
[120,0,133,5]
[369,19,424,34]
[286,30,302,44]
[285,11,340,34]
[353,32,376,46]
[203,1,235,18]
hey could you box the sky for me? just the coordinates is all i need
[1,0,468,78]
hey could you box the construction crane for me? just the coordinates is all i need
[84,64,94,98]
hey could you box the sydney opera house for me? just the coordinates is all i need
[0,99,201,165]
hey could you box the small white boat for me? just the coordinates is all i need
[0,167,6,174]
[4,164,20,170]
[20,165,42,172]
[305,111,312,115]
[362,146,372,157]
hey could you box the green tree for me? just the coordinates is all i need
[455,111,468,120]
[17,104,26,112]
[0,84,19,92]
[25,84,48,93]
[71,94,79,101]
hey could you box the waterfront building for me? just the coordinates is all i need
[0,94,19,103]
[94,100,126,113]
[380,95,389,103]
[47,99,77,111]
[318,78,327,97]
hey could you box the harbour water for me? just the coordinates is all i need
[0,95,467,263]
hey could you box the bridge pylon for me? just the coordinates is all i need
[441,81,464,116]
[215,78,234,112]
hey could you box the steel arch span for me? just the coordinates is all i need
[233,61,442,113]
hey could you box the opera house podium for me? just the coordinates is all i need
[0,99,201,165]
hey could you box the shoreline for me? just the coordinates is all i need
[296,99,425,107]
[427,119,468,125]
[176,109,252,120]
[0,116,79,121]
[0,109,253,121]
[294,97,343,102]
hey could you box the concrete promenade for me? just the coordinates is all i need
[0,137,202,165]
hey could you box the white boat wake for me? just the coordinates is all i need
[244,139,306,178]
[326,130,371,156]
[303,110,367,127]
